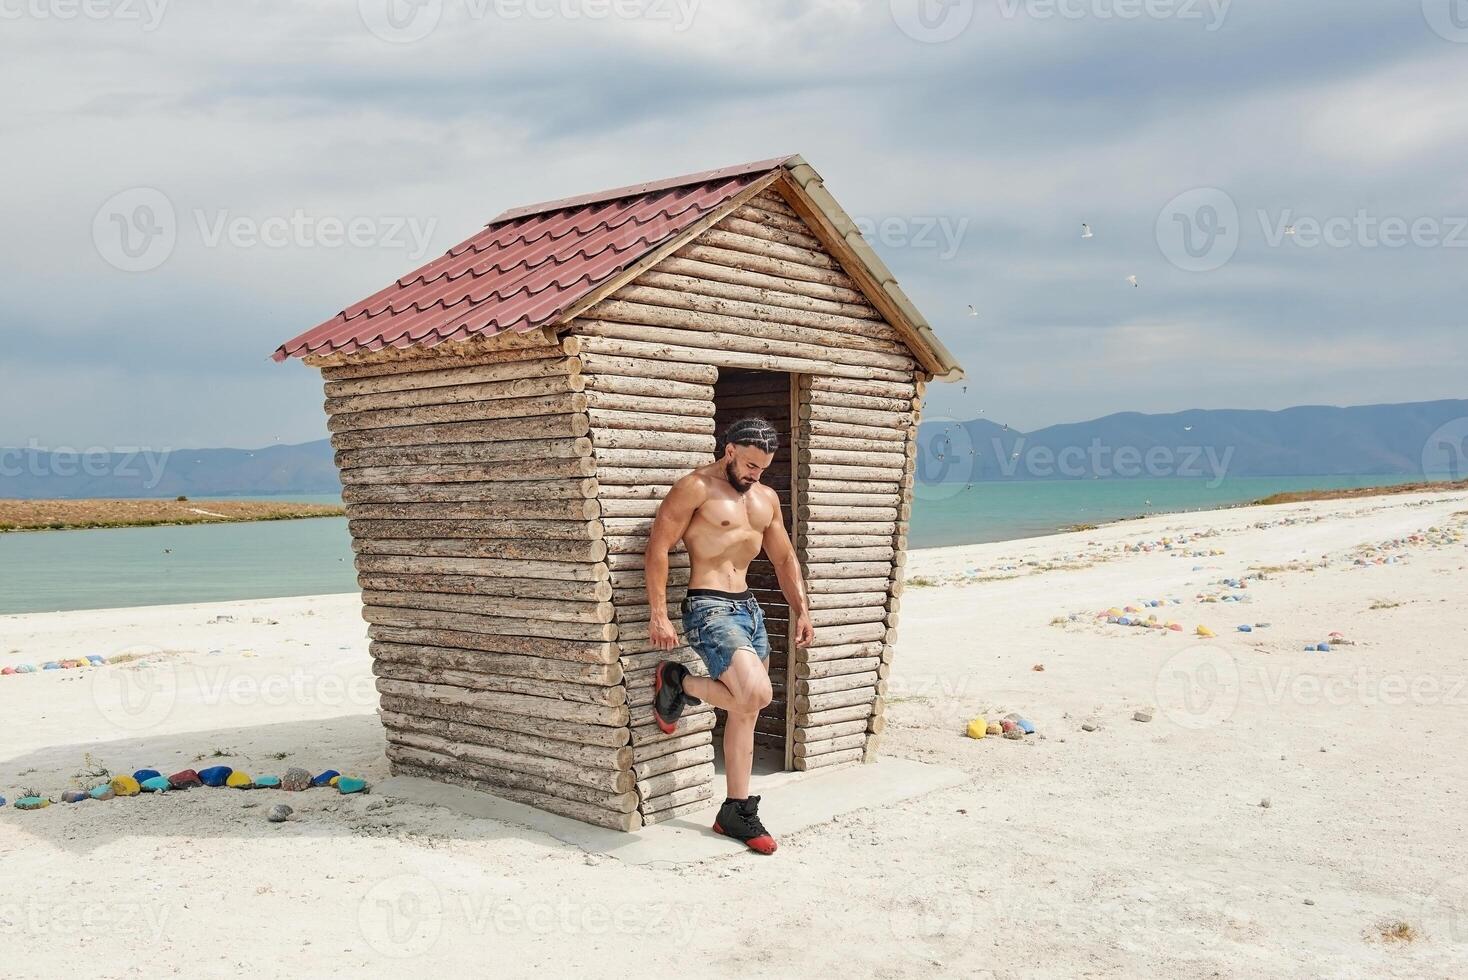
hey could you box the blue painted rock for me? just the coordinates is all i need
[168,769,202,790]
[140,776,171,793]
[87,655,105,665]
[254,775,281,789]
[133,768,161,783]
[1316,643,1332,652]
[311,770,340,787]
[16,796,50,810]
[89,784,115,801]
[198,766,232,787]
[0,796,5,806]
[1017,718,1036,735]
[42,662,60,670]
[336,777,367,795]
[281,768,311,792]
[61,790,89,804]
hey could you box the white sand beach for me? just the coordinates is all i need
[3,490,1467,978]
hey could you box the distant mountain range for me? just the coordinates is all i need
[3,399,1465,499]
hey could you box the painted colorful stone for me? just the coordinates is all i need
[254,775,281,789]
[198,766,232,787]
[281,767,312,792]
[87,655,106,665]
[965,717,987,739]
[226,771,254,789]
[336,777,367,795]
[311,770,339,787]
[0,796,5,807]
[43,662,60,670]
[168,769,202,790]
[89,784,115,801]
[133,768,162,783]
[2,667,14,675]
[110,775,141,797]
[986,723,1002,736]
[1017,718,1035,735]
[1001,720,1019,734]
[1196,625,1216,637]
[61,790,89,804]
[140,776,171,793]
[16,796,50,810]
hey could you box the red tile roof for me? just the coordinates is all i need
[273,155,796,361]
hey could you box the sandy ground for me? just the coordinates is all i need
[3,490,1467,978]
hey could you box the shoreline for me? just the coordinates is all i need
[0,498,344,533]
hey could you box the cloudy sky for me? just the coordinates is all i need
[3,0,1465,451]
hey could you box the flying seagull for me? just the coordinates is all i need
[1126,275,1139,288]
[1184,425,1193,431]
[967,304,980,317]
[1284,225,1296,236]
[1081,223,1094,239]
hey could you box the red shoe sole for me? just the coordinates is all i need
[712,821,778,854]
[652,664,676,734]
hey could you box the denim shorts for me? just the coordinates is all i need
[681,591,770,681]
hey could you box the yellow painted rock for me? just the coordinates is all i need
[965,717,987,739]
[109,775,141,797]
[329,775,340,787]
[1196,625,1216,637]
[226,771,254,789]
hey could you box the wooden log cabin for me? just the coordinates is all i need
[274,155,964,831]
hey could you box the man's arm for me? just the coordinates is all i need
[761,489,814,648]
[644,475,705,651]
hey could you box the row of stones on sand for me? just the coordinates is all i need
[2,766,368,810]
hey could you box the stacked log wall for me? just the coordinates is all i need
[320,339,643,831]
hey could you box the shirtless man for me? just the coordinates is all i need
[644,416,814,855]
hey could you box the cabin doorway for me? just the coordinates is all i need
[709,368,799,772]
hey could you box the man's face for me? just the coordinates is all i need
[724,443,774,495]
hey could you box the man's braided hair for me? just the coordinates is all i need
[720,416,779,455]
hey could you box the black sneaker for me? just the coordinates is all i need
[653,661,689,734]
[713,795,778,854]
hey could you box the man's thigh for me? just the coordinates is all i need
[717,648,770,709]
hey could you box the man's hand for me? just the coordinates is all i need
[650,614,680,651]
[792,611,815,649]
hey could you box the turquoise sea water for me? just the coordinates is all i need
[0,475,1433,615]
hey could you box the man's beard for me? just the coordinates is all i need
[724,461,755,495]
